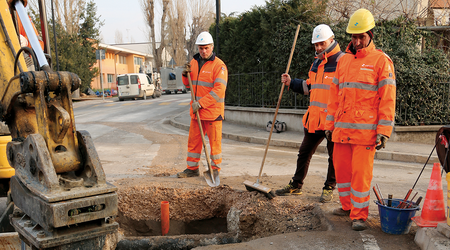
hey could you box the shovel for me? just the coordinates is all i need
[243,24,301,199]
[187,73,220,187]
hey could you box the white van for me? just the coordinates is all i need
[117,73,159,101]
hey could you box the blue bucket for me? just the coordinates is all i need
[375,198,420,235]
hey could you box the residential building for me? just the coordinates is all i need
[91,43,153,91]
[112,42,172,68]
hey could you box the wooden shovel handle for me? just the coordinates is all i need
[187,74,215,183]
[258,24,301,182]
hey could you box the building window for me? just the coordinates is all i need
[119,55,126,64]
[107,74,114,83]
[134,56,143,66]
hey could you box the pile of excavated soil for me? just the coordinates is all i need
[108,124,323,240]
[117,183,320,239]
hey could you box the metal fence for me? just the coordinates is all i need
[225,71,450,126]
[225,71,310,109]
[396,80,450,126]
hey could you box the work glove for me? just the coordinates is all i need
[192,101,201,113]
[375,134,388,150]
[182,63,191,77]
[325,130,332,141]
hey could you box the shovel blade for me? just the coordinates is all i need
[203,170,220,187]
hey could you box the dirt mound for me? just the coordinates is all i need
[117,184,320,240]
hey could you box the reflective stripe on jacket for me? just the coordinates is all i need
[182,53,228,121]
[325,41,396,145]
[291,42,343,133]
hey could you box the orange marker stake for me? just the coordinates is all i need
[161,201,170,236]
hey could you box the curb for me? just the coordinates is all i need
[414,224,450,250]
[116,233,240,250]
[169,113,438,165]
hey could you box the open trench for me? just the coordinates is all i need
[95,123,330,249]
[115,184,328,249]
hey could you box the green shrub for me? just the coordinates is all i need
[214,1,450,125]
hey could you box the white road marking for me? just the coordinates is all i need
[360,232,380,250]
[160,98,179,102]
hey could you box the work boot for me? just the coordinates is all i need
[177,168,199,178]
[333,208,351,216]
[319,186,333,203]
[275,181,302,196]
[352,219,366,231]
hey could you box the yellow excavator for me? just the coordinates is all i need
[0,0,118,249]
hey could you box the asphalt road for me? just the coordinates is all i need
[73,94,444,197]
[72,93,447,249]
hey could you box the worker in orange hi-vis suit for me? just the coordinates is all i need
[177,31,228,178]
[17,14,44,50]
[324,8,396,231]
[275,24,343,203]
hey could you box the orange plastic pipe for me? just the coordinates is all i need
[161,201,169,236]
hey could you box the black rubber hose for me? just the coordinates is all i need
[14,47,39,75]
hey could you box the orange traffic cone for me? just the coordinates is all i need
[412,163,447,227]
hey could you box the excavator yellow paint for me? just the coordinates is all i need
[0,1,27,92]
[0,0,25,180]
[0,135,13,178]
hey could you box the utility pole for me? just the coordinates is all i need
[98,49,104,101]
[114,51,122,94]
[216,0,220,56]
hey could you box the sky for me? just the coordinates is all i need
[94,0,268,44]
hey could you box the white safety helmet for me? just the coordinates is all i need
[311,24,334,44]
[195,31,214,45]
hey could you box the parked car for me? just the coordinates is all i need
[117,73,159,101]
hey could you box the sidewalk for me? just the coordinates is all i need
[170,111,439,165]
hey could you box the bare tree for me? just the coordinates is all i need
[186,0,215,60]
[142,0,170,70]
[28,0,85,34]
[326,0,448,24]
[115,30,124,44]
[61,0,84,34]
[168,0,187,66]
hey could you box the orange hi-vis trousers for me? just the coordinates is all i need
[333,143,376,221]
[186,119,222,171]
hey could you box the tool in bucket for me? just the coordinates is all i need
[375,198,420,235]
[243,24,301,199]
[186,72,220,187]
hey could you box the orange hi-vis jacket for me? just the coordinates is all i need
[291,42,343,133]
[17,14,44,50]
[325,41,396,145]
[182,53,228,121]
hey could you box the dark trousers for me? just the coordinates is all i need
[292,128,336,190]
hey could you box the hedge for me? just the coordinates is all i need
[211,0,450,126]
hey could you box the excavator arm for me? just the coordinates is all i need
[0,1,118,249]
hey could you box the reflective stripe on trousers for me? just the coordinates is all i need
[186,119,222,170]
[333,143,375,221]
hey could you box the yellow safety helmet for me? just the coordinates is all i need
[346,8,375,34]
